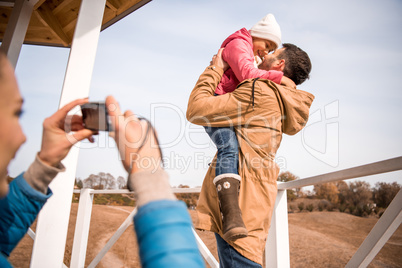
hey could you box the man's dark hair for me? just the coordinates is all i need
[277,43,312,85]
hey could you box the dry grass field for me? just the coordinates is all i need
[9,203,402,267]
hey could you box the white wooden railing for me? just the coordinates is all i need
[27,157,402,267]
[266,156,402,268]
[69,187,222,268]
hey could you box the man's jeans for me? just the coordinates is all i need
[204,126,239,176]
[215,233,262,268]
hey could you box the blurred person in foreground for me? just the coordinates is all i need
[0,51,204,268]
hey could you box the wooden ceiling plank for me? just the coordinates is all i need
[34,0,47,10]
[36,2,70,46]
[1,0,152,47]
[63,18,76,35]
[53,0,76,15]
[116,0,141,16]
[106,0,119,12]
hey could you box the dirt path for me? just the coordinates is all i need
[9,205,401,267]
[92,232,125,267]
[88,205,134,266]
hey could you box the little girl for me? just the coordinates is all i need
[206,14,292,241]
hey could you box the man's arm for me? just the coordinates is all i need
[187,49,259,128]
[186,65,251,127]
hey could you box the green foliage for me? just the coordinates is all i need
[298,202,305,212]
[338,204,346,213]
[314,182,339,204]
[93,194,136,206]
[372,182,401,208]
[72,184,202,209]
[72,193,79,203]
[334,180,374,217]
[373,206,381,215]
[290,179,394,217]
[175,185,200,208]
[277,171,299,182]
[72,193,136,206]
[75,179,83,189]
[287,189,297,201]
[306,204,314,212]
[348,181,372,207]
[348,205,355,214]
[277,171,301,200]
[354,206,364,217]
[336,181,349,205]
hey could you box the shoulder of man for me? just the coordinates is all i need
[235,78,278,94]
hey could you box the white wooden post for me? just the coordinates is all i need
[30,0,107,267]
[0,0,39,68]
[346,189,402,268]
[192,228,219,268]
[70,189,94,268]
[27,228,35,240]
[265,188,290,268]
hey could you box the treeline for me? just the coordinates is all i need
[278,171,401,217]
[73,174,199,207]
[73,171,400,215]
[73,172,132,206]
[75,172,127,190]
[173,184,200,209]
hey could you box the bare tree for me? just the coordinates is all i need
[373,182,401,208]
[117,176,127,189]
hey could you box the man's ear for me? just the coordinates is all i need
[276,59,285,71]
[269,59,285,71]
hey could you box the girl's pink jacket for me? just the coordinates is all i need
[215,28,283,95]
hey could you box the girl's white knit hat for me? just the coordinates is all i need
[249,14,281,49]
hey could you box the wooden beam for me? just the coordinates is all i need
[0,1,14,8]
[35,2,70,46]
[0,0,35,68]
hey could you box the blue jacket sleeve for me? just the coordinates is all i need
[0,173,52,258]
[134,200,205,268]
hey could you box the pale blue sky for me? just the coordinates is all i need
[9,0,402,188]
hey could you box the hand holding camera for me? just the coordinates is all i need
[38,98,95,167]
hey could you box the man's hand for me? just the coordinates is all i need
[280,76,296,89]
[211,48,229,71]
[38,99,95,167]
[106,96,161,174]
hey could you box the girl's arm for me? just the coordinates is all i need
[222,39,283,84]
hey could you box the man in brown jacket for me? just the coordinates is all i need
[186,44,314,267]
